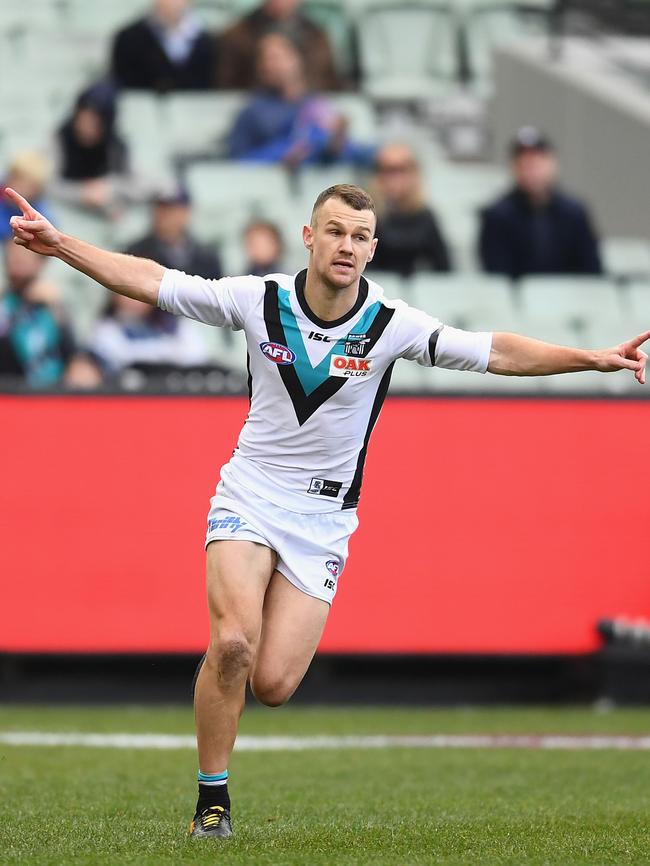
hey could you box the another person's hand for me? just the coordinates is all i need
[81,178,111,210]
[596,331,650,384]
[6,187,64,256]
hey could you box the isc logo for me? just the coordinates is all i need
[260,341,296,365]
[329,355,372,377]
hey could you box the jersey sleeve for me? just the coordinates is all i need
[392,300,493,373]
[157,269,264,330]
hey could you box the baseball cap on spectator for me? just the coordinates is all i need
[510,126,554,157]
[152,184,191,206]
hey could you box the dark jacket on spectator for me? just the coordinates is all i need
[217,8,340,90]
[125,234,222,280]
[370,208,452,277]
[111,17,215,92]
[479,187,603,280]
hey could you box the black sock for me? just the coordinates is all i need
[196,781,231,814]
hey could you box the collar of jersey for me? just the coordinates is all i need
[294,269,369,329]
[277,286,381,396]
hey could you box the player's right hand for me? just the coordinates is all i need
[5,187,63,256]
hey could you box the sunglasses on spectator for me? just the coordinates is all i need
[376,161,416,174]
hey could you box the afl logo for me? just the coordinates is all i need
[260,341,296,365]
[326,559,340,577]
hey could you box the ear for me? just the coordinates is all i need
[366,237,378,264]
[302,224,313,251]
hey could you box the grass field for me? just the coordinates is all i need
[3,704,650,866]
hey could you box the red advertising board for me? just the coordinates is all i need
[1,396,648,654]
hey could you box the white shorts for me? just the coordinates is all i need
[205,477,359,604]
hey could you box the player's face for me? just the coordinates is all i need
[303,198,377,291]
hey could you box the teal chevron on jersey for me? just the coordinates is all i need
[277,287,382,395]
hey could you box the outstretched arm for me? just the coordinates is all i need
[488,331,649,385]
[6,187,163,305]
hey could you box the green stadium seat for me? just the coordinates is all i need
[63,0,149,37]
[603,238,650,283]
[356,2,457,102]
[463,5,550,92]
[388,358,429,392]
[519,277,624,333]
[328,93,378,141]
[165,92,247,158]
[185,162,294,246]
[365,271,407,300]
[116,93,173,182]
[626,281,650,329]
[410,273,518,331]
[303,0,357,80]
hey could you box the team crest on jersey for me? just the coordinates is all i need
[326,559,340,577]
[344,333,371,357]
[329,355,373,377]
[260,341,296,365]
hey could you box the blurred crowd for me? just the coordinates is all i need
[0,0,605,389]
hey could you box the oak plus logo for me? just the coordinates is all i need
[329,355,373,378]
[259,341,296,365]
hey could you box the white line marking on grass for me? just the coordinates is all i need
[3,732,650,751]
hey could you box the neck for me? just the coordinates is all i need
[303,266,360,322]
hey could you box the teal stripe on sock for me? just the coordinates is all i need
[198,770,228,782]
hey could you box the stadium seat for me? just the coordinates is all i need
[116,93,173,183]
[462,5,550,92]
[519,277,624,333]
[45,255,108,341]
[603,237,650,283]
[356,2,457,102]
[388,358,429,392]
[185,163,294,246]
[303,0,358,80]
[165,92,247,158]
[327,93,378,141]
[410,273,519,331]
[63,0,149,38]
[626,281,650,330]
[428,366,541,394]
[365,271,407,300]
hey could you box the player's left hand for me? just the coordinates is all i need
[596,331,650,384]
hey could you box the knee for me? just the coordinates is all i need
[250,673,296,708]
[205,633,254,684]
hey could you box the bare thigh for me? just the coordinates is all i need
[249,571,330,707]
[204,539,278,651]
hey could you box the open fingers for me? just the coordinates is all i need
[4,186,37,219]
[628,331,650,350]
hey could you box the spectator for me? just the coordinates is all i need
[125,186,222,278]
[217,0,341,91]
[111,0,215,92]
[0,239,76,387]
[229,33,373,166]
[368,143,452,277]
[90,292,211,376]
[51,82,146,215]
[479,127,603,280]
[0,152,54,242]
[244,220,285,276]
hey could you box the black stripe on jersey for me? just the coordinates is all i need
[246,352,252,404]
[342,361,395,510]
[429,328,442,366]
[264,281,346,425]
[263,281,396,427]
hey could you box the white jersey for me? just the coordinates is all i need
[158,268,492,513]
